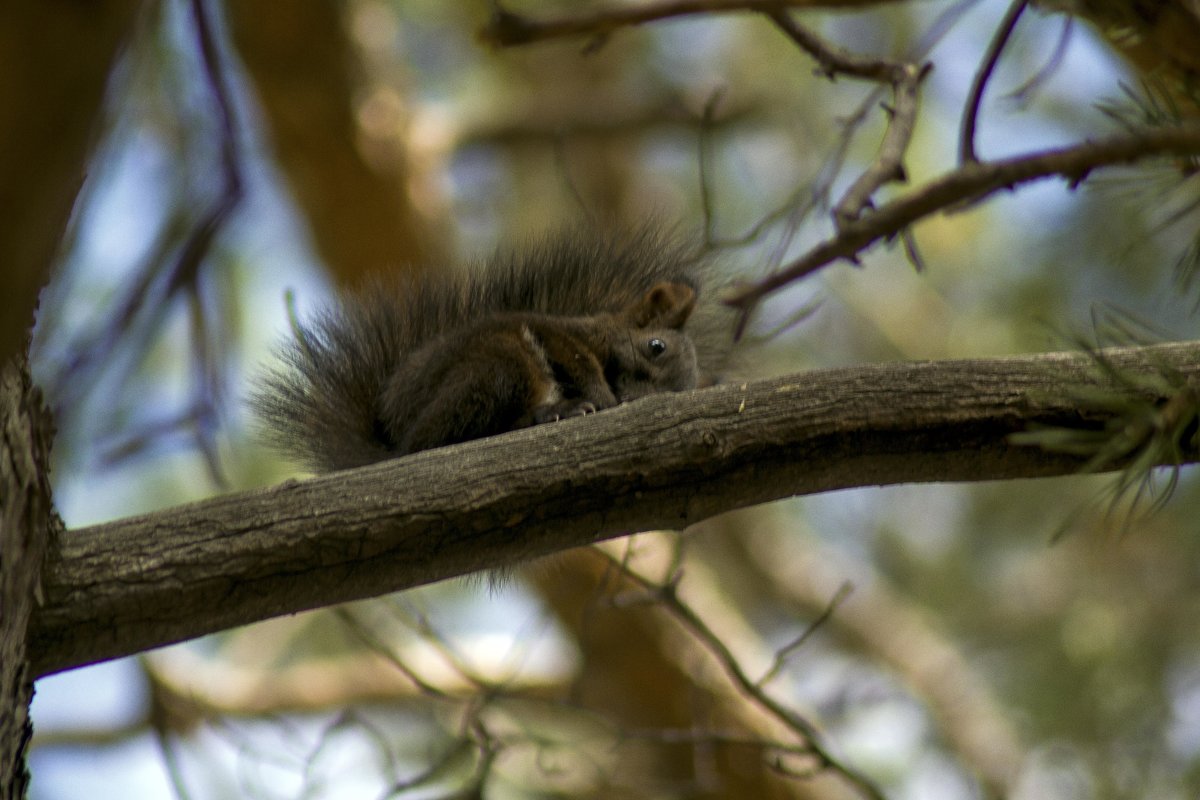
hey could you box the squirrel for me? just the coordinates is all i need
[252,228,728,472]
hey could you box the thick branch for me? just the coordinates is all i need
[30,341,1200,678]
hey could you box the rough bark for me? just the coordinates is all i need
[0,358,59,800]
[28,340,1200,678]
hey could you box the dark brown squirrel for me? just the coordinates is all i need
[253,229,726,472]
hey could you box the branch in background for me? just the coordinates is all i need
[765,8,910,81]
[28,341,1200,679]
[598,546,886,800]
[959,0,1029,164]
[1003,14,1073,107]
[42,0,244,483]
[708,0,976,257]
[485,0,932,240]
[47,0,244,401]
[727,125,1200,327]
[764,10,931,226]
[480,0,907,48]
[832,62,927,226]
[728,522,1025,796]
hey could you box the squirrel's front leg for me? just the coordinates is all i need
[517,354,616,425]
[518,324,617,426]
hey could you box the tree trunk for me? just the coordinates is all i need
[0,2,141,794]
[0,357,59,800]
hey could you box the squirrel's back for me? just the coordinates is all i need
[253,228,727,472]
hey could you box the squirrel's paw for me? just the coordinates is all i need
[532,399,600,424]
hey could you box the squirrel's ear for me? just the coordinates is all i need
[628,282,696,329]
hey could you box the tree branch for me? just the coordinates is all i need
[480,0,906,48]
[726,125,1200,325]
[959,0,1029,164]
[764,9,931,226]
[30,341,1200,678]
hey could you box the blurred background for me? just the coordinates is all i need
[21,0,1200,798]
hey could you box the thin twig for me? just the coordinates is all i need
[601,553,888,800]
[150,721,195,800]
[181,0,243,484]
[481,0,901,48]
[45,0,245,480]
[333,608,454,700]
[698,88,725,246]
[1003,15,1073,106]
[710,0,978,252]
[765,11,931,226]
[960,0,1029,163]
[623,727,814,753]
[394,599,494,694]
[764,9,909,81]
[834,63,930,225]
[728,125,1200,333]
[757,581,854,687]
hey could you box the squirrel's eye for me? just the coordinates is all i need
[648,338,667,356]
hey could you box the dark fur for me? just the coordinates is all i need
[252,228,724,472]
